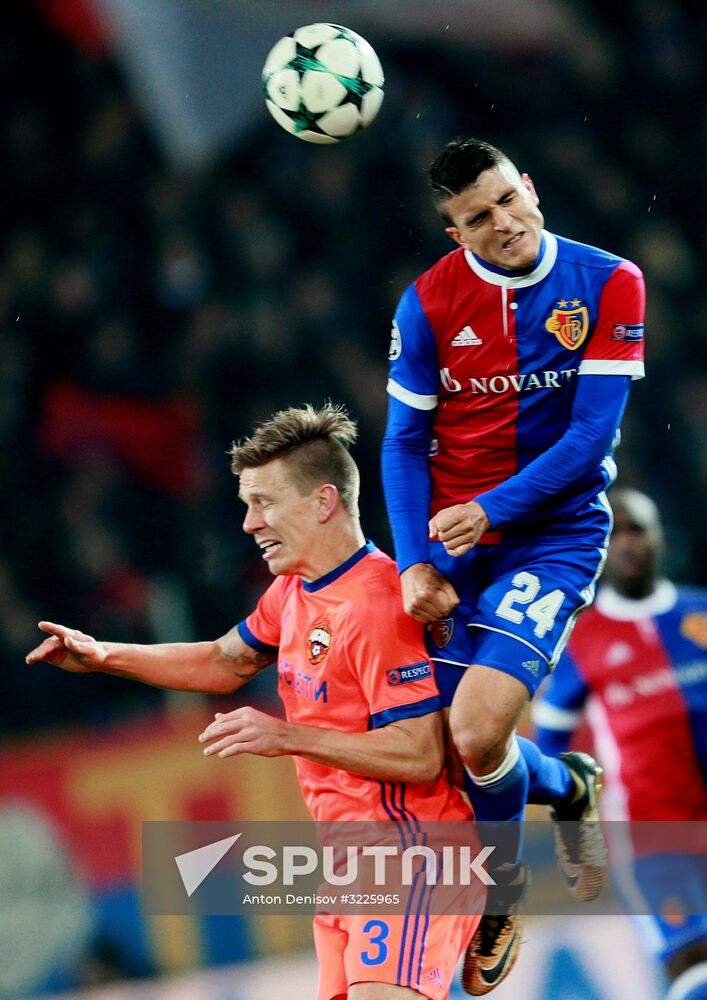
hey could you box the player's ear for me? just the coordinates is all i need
[446,226,465,248]
[317,484,339,522]
[521,173,539,205]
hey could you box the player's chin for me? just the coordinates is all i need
[265,554,295,577]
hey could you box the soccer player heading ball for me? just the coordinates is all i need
[28,403,483,1000]
[382,137,645,985]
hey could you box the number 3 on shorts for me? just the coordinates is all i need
[495,572,566,639]
[360,919,390,965]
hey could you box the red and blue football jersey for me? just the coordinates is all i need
[386,231,645,525]
[533,581,707,821]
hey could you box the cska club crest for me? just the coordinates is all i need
[307,619,332,664]
[427,618,454,649]
[545,302,589,350]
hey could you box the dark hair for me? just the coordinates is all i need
[228,403,360,515]
[429,137,512,222]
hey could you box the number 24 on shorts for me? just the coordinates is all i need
[495,572,566,639]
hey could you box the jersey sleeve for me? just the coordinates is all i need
[347,586,441,729]
[386,283,439,409]
[236,577,283,655]
[381,396,434,572]
[579,260,645,379]
[532,649,589,755]
[383,283,439,570]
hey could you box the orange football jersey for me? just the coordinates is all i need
[238,542,471,824]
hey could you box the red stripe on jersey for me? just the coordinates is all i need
[415,251,519,514]
[582,261,645,367]
[570,609,707,821]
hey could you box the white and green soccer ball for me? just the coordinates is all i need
[262,23,384,144]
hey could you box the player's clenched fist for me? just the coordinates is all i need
[199,707,291,759]
[429,501,491,557]
[400,562,460,623]
[25,621,106,672]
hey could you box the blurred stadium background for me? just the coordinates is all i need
[0,0,704,997]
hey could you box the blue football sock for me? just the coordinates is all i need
[517,735,574,805]
[463,740,528,867]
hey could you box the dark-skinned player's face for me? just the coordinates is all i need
[443,164,545,272]
[604,506,661,596]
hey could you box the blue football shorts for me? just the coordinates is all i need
[425,534,607,703]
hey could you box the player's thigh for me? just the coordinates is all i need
[348,984,429,998]
[332,912,476,1000]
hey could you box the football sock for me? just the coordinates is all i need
[517,735,575,805]
[464,739,528,867]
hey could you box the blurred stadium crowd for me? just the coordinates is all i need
[1,0,705,734]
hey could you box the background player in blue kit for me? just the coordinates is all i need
[382,137,646,988]
[533,488,707,1000]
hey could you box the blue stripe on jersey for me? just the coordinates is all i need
[406,852,436,988]
[513,238,620,460]
[654,596,707,789]
[414,856,440,990]
[236,620,278,655]
[369,694,441,729]
[377,780,408,848]
[377,781,420,849]
[398,864,426,986]
[396,783,421,835]
[301,540,376,592]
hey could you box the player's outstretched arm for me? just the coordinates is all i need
[26,620,275,694]
[199,707,445,784]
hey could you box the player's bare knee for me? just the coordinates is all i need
[448,711,509,773]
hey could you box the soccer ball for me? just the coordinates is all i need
[262,23,384,144]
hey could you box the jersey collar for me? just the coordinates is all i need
[595,579,678,620]
[302,540,376,592]
[464,230,558,287]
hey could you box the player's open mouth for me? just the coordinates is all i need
[503,233,524,251]
[259,541,281,559]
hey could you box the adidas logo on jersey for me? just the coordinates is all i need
[426,968,443,987]
[452,325,483,346]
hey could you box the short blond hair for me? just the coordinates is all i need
[229,403,360,515]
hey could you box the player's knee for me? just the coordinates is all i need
[448,708,508,773]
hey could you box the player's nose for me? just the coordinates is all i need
[491,207,513,230]
[242,507,265,534]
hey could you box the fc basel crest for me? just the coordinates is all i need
[544,301,589,350]
[427,618,454,649]
[307,619,332,664]
[681,612,707,649]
